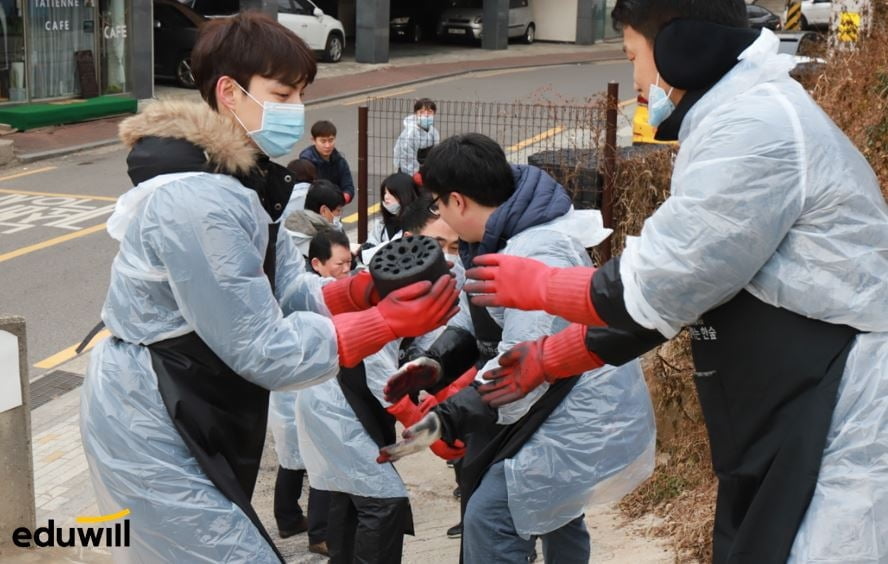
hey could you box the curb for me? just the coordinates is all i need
[306,49,624,106]
[17,138,122,164]
[14,51,624,164]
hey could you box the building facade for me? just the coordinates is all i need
[4,0,151,105]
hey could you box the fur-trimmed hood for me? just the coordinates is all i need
[119,100,259,181]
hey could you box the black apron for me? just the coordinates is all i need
[337,362,415,535]
[447,302,580,562]
[690,291,858,563]
[146,156,295,563]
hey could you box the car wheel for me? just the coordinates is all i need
[412,23,422,43]
[800,15,809,30]
[522,23,535,44]
[176,55,196,89]
[325,33,343,63]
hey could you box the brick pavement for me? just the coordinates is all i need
[16,345,672,562]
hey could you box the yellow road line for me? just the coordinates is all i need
[0,166,57,183]
[0,187,117,202]
[34,329,111,370]
[0,222,107,264]
[343,202,380,224]
[343,87,417,106]
[506,126,565,152]
[76,508,131,525]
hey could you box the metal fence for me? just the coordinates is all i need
[355,92,618,248]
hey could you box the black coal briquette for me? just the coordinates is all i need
[369,235,450,298]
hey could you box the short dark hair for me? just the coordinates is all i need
[420,133,514,207]
[286,158,317,183]
[311,120,337,138]
[611,0,747,41]
[192,12,317,110]
[414,98,437,113]
[309,229,351,264]
[305,179,345,214]
[399,191,437,235]
[380,172,419,223]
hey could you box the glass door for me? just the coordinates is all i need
[28,0,99,99]
[0,0,25,102]
[99,0,128,94]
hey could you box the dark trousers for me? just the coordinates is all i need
[273,466,331,544]
[327,491,411,564]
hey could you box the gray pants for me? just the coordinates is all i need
[463,461,590,564]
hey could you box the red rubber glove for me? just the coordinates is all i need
[433,366,478,403]
[322,271,380,315]
[333,275,460,368]
[464,254,605,327]
[386,396,465,461]
[383,357,442,404]
[478,323,604,407]
[430,438,465,461]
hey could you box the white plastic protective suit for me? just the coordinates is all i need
[617,29,888,563]
[392,114,440,175]
[81,170,341,563]
[464,209,657,538]
[295,340,408,499]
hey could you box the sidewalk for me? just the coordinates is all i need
[18,347,673,563]
[9,41,622,163]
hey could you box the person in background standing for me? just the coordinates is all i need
[393,98,439,175]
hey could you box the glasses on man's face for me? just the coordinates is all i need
[428,195,441,218]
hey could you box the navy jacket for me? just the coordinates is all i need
[460,165,572,268]
[298,146,355,200]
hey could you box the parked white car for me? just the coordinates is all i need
[782,0,832,29]
[277,0,345,62]
[437,0,536,44]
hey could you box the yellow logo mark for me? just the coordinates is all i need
[75,508,131,525]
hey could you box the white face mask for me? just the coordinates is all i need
[332,216,343,230]
[383,201,401,215]
[445,253,465,290]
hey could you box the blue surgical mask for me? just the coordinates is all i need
[232,83,305,157]
[418,115,434,129]
[383,201,401,215]
[648,75,675,128]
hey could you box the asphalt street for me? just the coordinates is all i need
[0,60,633,380]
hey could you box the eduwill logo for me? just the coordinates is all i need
[11,508,131,548]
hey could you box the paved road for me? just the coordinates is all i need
[0,60,633,379]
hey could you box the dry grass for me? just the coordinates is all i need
[610,9,888,561]
[808,0,888,197]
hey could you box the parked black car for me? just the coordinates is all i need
[747,4,782,30]
[153,0,206,89]
[390,0,445,42]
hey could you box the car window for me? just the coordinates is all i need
[277,0,295,14]
[155,4,194,28]
[509,0,528,7]
[294,0,315,14]
[747,5,765,16]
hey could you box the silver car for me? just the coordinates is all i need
[437,0,536,44]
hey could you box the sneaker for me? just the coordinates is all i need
[452,486,461,499]
[446,523,462,539]
[277,515,308,539]
[308,541,329,556]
